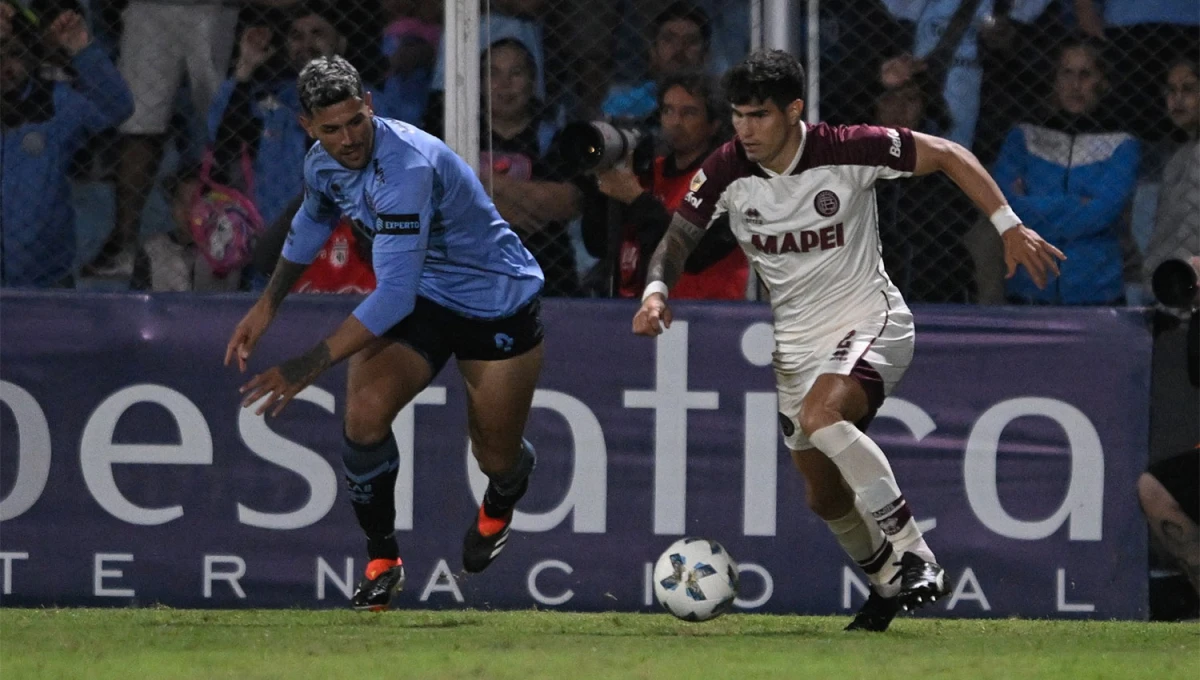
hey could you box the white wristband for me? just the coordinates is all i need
[990,205,1022,234]
[642,280,669,302]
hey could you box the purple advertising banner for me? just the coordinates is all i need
[0,291,1151,618]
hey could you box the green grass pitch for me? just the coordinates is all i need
[1,609,1196,679]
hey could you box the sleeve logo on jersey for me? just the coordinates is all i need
[689,169,707,192]
[886,128,902,158]
[814,190,840,217]
[375,213,421,235]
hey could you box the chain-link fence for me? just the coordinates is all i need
[1,0,1196,306]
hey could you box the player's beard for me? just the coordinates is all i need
[339,133,373,169]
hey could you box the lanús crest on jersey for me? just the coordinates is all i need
[689,168,707,192]
[813,189,840,217]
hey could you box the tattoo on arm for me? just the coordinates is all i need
[646,213,706,289]
[1159,519,1200,587]
[263,258,308,312]
[279,341,332,386]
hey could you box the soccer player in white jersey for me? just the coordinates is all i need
[633,50,1065,632]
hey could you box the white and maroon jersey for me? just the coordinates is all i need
[677,123,917,350]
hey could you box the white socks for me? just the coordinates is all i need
[824,498,902,597]
[811,421,935,564]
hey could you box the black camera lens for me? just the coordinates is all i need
[559,121,641,175]
[1152,259,1199,308]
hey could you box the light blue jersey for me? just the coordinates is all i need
[282,117,544,335]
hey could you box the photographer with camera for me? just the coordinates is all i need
[573,71,744,299]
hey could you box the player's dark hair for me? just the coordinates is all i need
[657,70,723,122]
[723,49,806,111]
[298,55,364,116]
[653,1,711,48]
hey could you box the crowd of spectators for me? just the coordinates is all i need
[0,0,1194,308]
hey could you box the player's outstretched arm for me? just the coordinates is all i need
[239,313,376,417]
[910,131,1066,289]
[224,257,309,372]
[634,212,706,337]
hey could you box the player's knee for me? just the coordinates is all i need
[798,404,841,440]
[344,391,394,445]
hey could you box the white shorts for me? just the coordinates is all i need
[118,3,238,135]
[775,306,915,451]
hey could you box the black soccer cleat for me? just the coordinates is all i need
[352,558,405,611]
[845,588,902,632]
[897,552,948,612]
[462,506,513,573]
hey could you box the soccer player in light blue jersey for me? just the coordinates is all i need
[224,55,545,611]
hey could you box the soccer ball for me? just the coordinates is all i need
[652,537,739,622]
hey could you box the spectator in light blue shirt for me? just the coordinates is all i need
[601,2,710,126]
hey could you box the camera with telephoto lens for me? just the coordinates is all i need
[558,121,646,176]
[1151,259,1200,309]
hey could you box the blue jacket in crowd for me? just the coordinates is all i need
[208,79,309,228]
[992,114,1140,304]
[1,44,133,286]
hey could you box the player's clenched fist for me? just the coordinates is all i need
[633,293,673,337]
